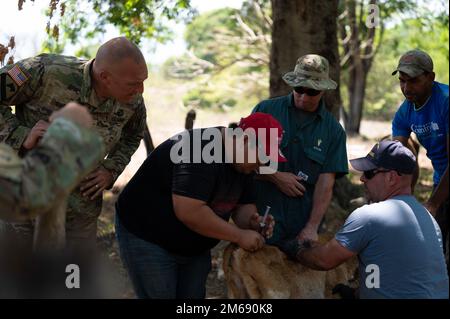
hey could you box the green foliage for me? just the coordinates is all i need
[42,0,196,50]
[42,37,65,54]
[184,3,271,70]
[165,1,272,111]
[74,44,101,59]
[185,8,241,64]
[161,53,214,79]
[180,64,268,111]
[183,86,237,110]
[240,0,271,33]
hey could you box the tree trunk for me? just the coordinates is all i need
[270,0,341,117]
[347,68,367,134]
[346,0,364,135]
[340,0,379,135]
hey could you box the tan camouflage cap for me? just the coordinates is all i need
[282,54,337,91]
[392,49,433,78]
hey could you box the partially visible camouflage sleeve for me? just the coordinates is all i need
[0,117,105,222]
[0,57,45,150]
[101,98,146,185]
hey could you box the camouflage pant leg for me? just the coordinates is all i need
[0,198,68,253]
[65,219,98,257]
[0,219,34,239]
[1,190,101,250]
[65,189,102,254]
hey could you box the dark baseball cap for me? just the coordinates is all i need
[392,49,434,78]
[350,140,416,174]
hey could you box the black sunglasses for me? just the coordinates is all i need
[363,169,401,180]
[293,87,322,96]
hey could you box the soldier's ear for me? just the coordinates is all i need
[99,70,111,82]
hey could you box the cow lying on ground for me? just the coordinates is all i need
[222,236,358,299]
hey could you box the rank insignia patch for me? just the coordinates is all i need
[0,72,20,101]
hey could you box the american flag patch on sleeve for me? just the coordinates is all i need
[7,65,29,86]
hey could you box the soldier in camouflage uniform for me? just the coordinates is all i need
[0,102,109,298]
[0,37,148,250]
[251,54,348,258]
[0,102,103,221]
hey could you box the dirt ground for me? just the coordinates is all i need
[95,113,434,299]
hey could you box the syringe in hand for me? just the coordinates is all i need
[259,205,271,236]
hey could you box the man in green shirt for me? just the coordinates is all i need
[252,54,348,257]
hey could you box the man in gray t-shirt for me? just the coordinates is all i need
[293,140,449,299]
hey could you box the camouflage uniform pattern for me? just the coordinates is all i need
[0,117,104,221]
[282,54,337,90]
[0,53,147,237]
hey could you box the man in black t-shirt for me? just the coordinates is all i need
[115,112,287,298]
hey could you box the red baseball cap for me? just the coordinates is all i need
[237,112,287,163]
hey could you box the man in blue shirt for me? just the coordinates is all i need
[294,141,449,299]
[391,49,448,272]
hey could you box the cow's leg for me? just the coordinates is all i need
[33,196,67,253]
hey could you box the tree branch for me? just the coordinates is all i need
[362,0,378,72]
[253,0,272,29]
[235,13,257,40]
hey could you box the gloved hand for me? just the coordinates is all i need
[332,283,357,299]
[277,238,312,261]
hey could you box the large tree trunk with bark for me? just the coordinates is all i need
[270,0,342,118]
[347,66,367,134]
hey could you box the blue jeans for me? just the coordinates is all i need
[115,213,211,299]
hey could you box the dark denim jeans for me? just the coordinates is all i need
[115,213,211,299]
